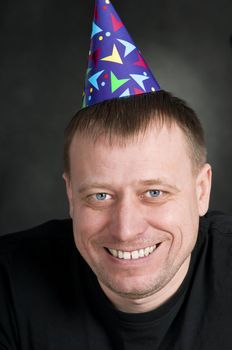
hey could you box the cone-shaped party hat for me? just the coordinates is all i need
[82,0,160,108]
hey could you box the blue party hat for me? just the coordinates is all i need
[82,0,160,108]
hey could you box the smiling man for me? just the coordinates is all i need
[63,91,211,315]
[1,91,232,349]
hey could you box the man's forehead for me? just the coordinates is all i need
[69,123,192,178]
[71,120,184,149]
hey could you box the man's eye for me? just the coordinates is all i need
[146,190,162,198]
[85,192,113,207]
[94,193,108,201]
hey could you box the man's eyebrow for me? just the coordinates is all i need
[77,182,115,194]
[77,179,180,193]
[138,179,180,192]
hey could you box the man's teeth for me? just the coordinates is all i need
[108,245,157,260]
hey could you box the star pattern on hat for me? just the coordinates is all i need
[82,0,160,108]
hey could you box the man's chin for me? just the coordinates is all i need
[98,274,167,300]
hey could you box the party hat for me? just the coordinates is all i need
[82,0,160,108]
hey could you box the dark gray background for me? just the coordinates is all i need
[0,0,231,234]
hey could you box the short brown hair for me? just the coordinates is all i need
[64,90,207,174]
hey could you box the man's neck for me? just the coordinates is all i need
[99,256,191,314]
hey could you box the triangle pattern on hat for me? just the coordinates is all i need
[110,13,124,32]
[130,74,150,91]
[101,44,123,64]
[93,2,98,21]
[88,70,105,90]
[117,39,136,57]
[90,48,101,66]
[86,68,92,76]
[120,88,130,97]
[110,72,129,93]
[82,96,87,108]
[134,53,148,68]
[91,22,103,38]
[133,87,144,95]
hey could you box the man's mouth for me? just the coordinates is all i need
[106,244,158,260]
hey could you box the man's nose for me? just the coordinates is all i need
[110,197,147,242]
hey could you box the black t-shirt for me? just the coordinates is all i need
[0,211,232,350]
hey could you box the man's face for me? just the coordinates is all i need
[64,123,211,300]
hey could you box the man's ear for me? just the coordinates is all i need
[62,173,74,218]
[196,163,212,216]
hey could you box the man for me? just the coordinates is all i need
[63,91,211,314]
[1,1,232,349]
[1,90,232,350]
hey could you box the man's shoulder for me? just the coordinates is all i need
[200,210,232,236]
[0,218,81,294]
[0,219,73,256]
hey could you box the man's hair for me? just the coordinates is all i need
[64,90,207,174]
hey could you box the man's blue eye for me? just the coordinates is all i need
[148,190,161,197]
[95,193,107,201]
